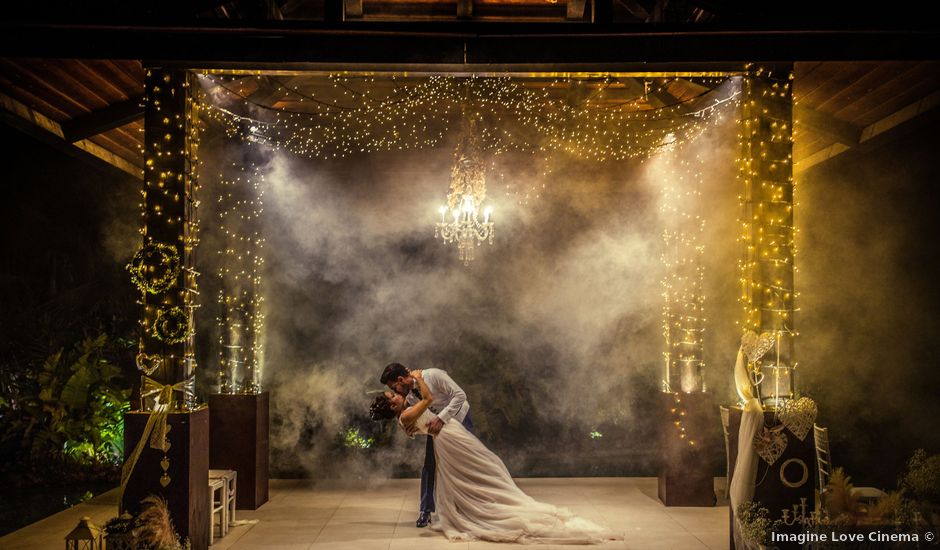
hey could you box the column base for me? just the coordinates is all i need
[658,391,718,507]
[208,392,270,510]
[123,407,210,550]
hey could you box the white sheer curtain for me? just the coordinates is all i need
[730,347,765,550]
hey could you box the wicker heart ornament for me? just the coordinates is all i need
[779,397,817,441]
[741,330,776,364]
[753,424,788,466]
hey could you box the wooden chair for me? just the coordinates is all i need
[813,424,887,505]
[209,477,226,545]
[719,405,731,500]
[210,469,238,529]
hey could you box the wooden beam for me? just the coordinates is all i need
[344,0,363,18]
[457,0,473,19]
[795,90,940,174]
[616,0,649,21]
[0,90,142,179]
[60,94,144,142]
[794,104,861,147]
[3,24,934,68]
[567,0,587,21]
[592,0,612,23]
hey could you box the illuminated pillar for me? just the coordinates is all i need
[661,151,706,395]
[738,64,797,406]
[123,67,209,550]
[139,67,201,400]
[215,158,265,394]
[658,146,715,507]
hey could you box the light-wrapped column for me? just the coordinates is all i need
[738,65,797,406]
[661,148,707,396]
[137,68,201,408]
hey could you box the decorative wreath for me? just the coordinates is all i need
[152,307,190,344]
[127,242,181,295]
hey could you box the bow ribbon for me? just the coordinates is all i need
[119,375,195,511]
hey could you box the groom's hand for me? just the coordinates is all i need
[426,417,444,435]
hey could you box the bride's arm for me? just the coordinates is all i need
[400,371,434,426]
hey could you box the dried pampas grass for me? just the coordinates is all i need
[135,495,185,550]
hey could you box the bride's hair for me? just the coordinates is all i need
[370,393,397,420]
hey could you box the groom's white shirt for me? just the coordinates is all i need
[406,368,470,424]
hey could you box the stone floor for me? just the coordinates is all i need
[0,478,729,550]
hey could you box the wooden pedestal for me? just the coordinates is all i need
[658,391,718,506]
[727,406,816,549]
[123,407,210,550]
[208,392,270,510]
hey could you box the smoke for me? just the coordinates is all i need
[194,86,751,479]
[795,124,940,486]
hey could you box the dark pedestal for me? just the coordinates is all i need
[727,406,816,550]
[658,391,718,507]
[123,407,210,550]
[208,392,270,510]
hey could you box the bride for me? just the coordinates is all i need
[370,370,621,544]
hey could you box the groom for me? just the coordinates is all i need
[381,362,474,528]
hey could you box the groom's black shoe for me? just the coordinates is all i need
[416,511,431,528]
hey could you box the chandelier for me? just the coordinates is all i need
[435,101,494,265]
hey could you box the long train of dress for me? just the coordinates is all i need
[404,410,622,544]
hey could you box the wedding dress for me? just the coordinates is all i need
[402,409,621,544]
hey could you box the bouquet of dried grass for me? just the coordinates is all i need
[134,495,191,550]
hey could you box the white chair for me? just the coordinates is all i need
[209,477,226,545]
[813,424,887,505]
[719,405,731,500]
[210,469,238,529]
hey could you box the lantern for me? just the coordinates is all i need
[65,516,102,550]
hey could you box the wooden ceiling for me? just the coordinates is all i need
[0,59,937,178]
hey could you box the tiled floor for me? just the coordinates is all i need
[0,478,729,550]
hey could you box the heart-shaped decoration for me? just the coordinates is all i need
[779,397,817,441]
[160,456,170,472]
[741,330,776,364]
[135,352,163,376]
[753,424,788,465]
[160,473,171,488]
[748,369,765,386]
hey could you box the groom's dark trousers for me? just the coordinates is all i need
[421,413,474,514]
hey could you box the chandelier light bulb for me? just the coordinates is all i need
[462,195,476,214]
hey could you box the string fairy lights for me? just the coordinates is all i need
[199,73,740,163]
[736,65,798,407]
[659,143,708,397]
[214,163,266,394]
[133,68,203,410]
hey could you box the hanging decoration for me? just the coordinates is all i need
[753,423,788,466]
[200,73,740,162]
[778,396,817,441]
[126,242,181,295]
[135,351,163,376]
[435,92,495,265]
[151,307,190,345]
[740,329,776,392]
